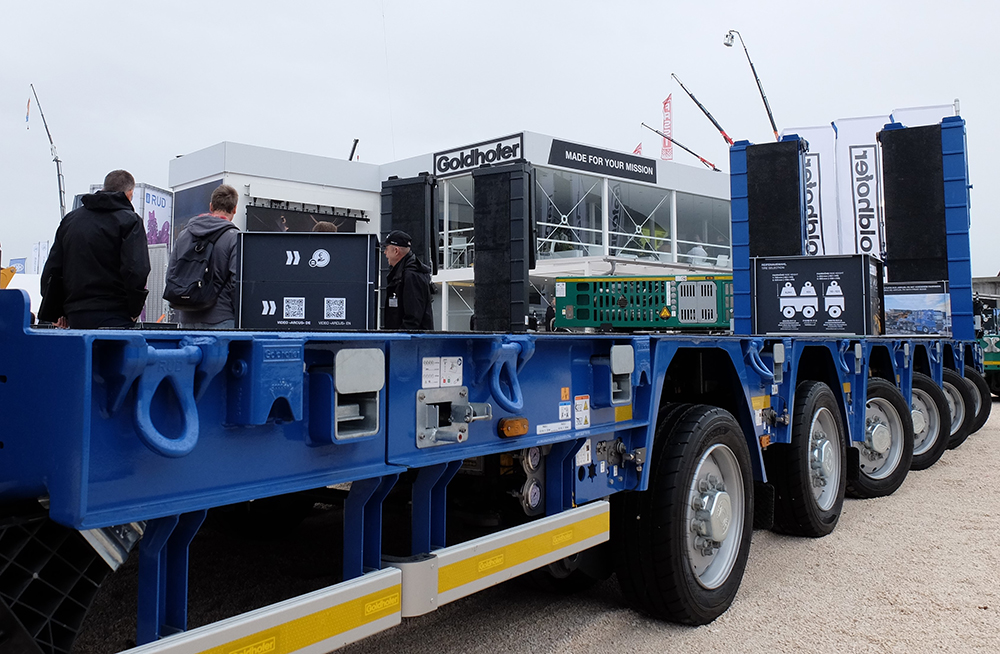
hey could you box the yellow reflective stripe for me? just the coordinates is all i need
[751,396,770,411]
[199,585,401,654]
[437,513,609,594]
[843,382,851,394]
[615,404,633,422]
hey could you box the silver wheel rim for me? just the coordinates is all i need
[809,407,841,511]
[860,396,905,479]
[686,443,744,590]
[942,381,966,435]
[911,387,941,456]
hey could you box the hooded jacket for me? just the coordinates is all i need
[384,250,434,330]
[169,213,240,325]
[40,191,150,319]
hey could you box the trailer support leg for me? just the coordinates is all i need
[411,460,462,555]
[136,510,207,646]
[344,474,399,581]
[546,438,585,516]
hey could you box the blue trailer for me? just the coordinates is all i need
[0,118,990,654]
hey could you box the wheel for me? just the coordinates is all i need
[802,305,816,318]
[766,380,846,537]
[525,544,610,594]
[964,365,992,434]
[909,372,952,470]
[943,368,976,449]
[615,404,753,625]
[829,305,842,318]
[987,371,1000,398]
[847,378,914,498]
[782,306,796,318]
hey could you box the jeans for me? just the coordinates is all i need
[181,319,236,330]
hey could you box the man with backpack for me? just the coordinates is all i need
[164,185,240,329]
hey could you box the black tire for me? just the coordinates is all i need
[615,405,753,625]
[766,380,846,537]
[525,544,611,594]
[986,370,1000,398]
[964,365,992,434]
[943,367,977,450]
[909,372,952,471]
[614,403,693,614]
[847,379,914,498]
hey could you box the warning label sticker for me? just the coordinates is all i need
[574,395,591,429]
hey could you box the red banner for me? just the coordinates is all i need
[661,95,673,161]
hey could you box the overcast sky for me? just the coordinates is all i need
[2,1,998,275]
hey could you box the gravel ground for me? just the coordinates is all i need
[341,405,1000,654]
[77,403,999,653]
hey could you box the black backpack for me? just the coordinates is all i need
[163,225,237,311]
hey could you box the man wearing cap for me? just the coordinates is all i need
[383,230,434,330]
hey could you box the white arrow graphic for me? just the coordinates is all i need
[261,300,276,315]
[285,251,301,265]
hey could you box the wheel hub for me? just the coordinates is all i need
[911,407,927,434]
[866,419,892,454]
[811,438,835,481]
[692,476,731,546]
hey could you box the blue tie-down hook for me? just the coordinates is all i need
[476,341,533,413]
[133,345,203,457]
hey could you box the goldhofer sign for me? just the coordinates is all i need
[434,134,524,177]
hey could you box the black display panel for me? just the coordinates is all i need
[879,125,947,282]
[753,254,884,335]
[473,163,533,332]
[237,233,377,331]
[746,140,805,257]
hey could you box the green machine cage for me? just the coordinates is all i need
[554,275,733,331]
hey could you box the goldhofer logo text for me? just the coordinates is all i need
[230,637,275,654]
[365,592,400,615]
[477,553,505,573]
[551,529,574,546]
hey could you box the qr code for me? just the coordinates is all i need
[283,297,306,319]
[325,297,346,320]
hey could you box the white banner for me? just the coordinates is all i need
[661,95,673,161]
[782,125,839,256]
[832,115,890,257]
[889,103,958,128]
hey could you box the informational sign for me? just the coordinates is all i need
[434,134,524,178]
[753,254,884,335]
[885,281,951,336]
[9,258,25,274]
[238,233,377,331]
[548,139,657,184]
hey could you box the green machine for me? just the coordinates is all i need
[554,274,733,331]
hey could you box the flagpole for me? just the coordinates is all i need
[29,85,66,218]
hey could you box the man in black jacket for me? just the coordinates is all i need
[40,170,150,329]
[383,230,434,330]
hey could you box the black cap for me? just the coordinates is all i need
[383,230,412,248]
